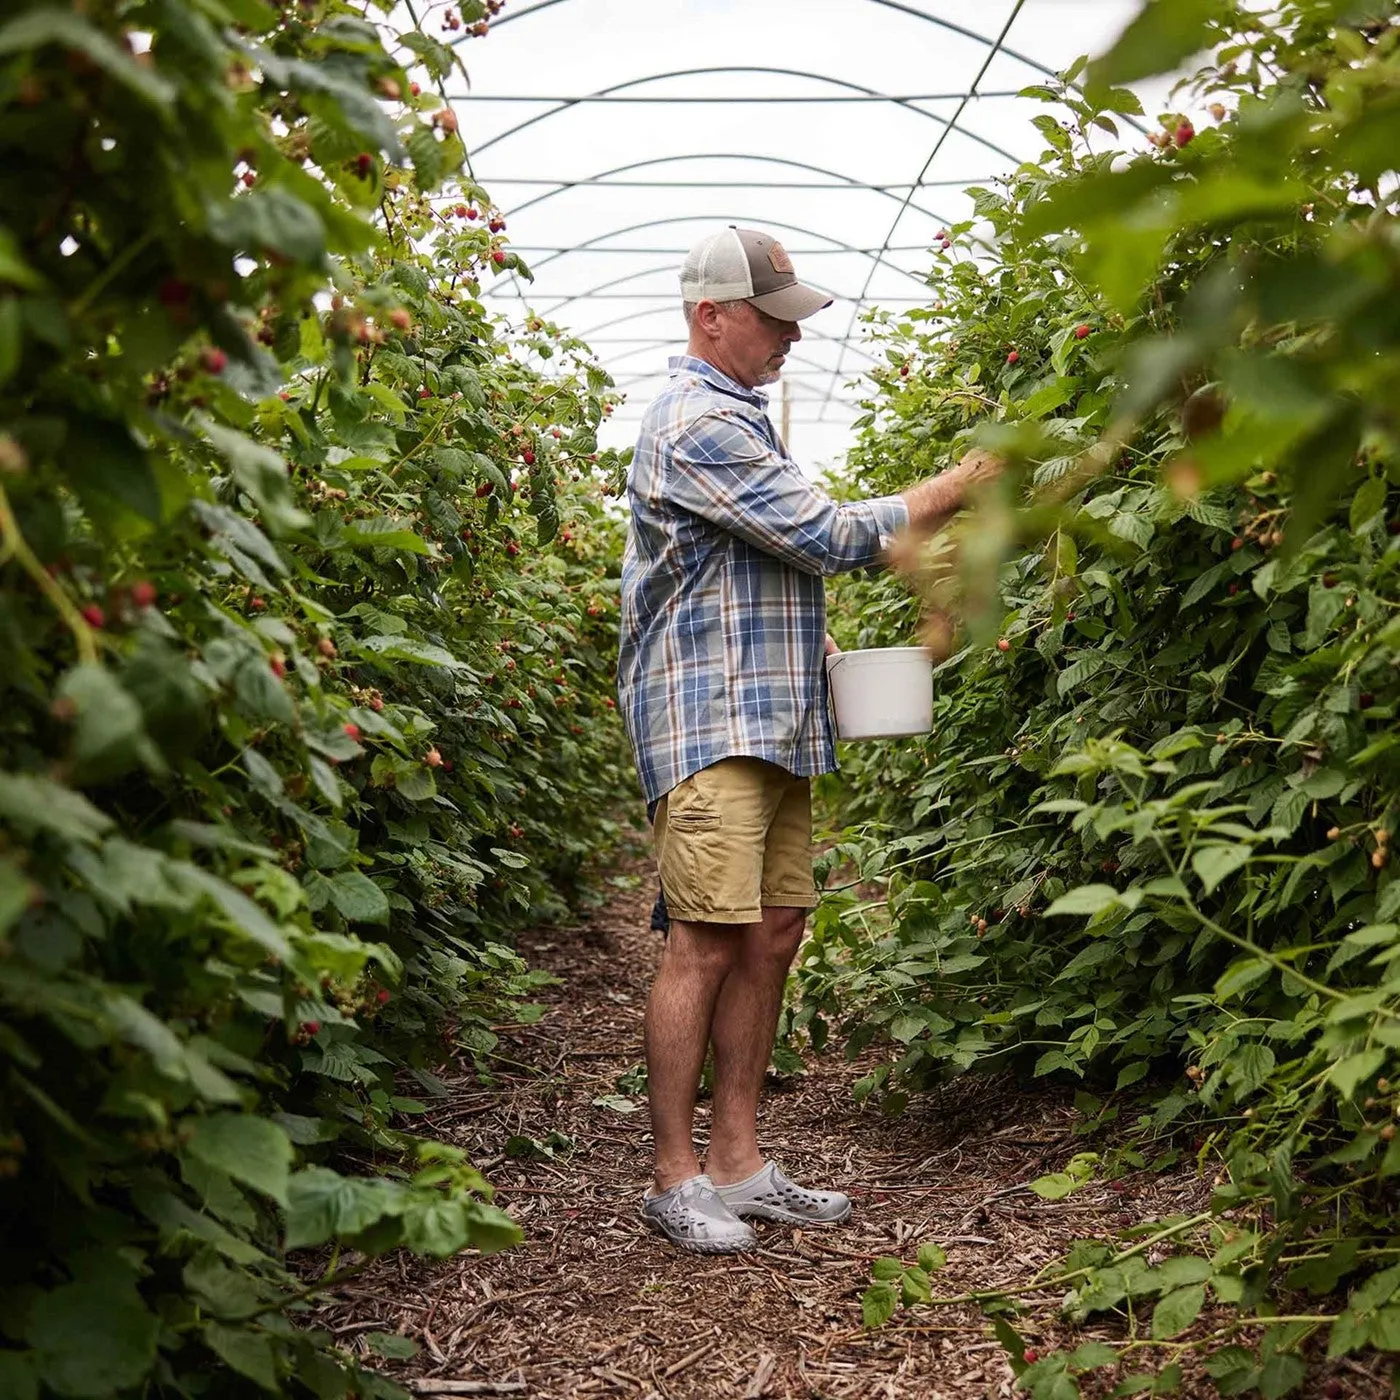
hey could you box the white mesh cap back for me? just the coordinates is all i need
[680,228,755,304]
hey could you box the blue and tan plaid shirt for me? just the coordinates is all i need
[618,355,910,803]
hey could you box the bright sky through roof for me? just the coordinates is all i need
[429,0,1188,475]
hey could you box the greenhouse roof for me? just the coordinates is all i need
[445,0,1177,470]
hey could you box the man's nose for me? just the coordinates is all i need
[785,321,801,344]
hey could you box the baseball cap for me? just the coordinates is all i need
[680,226,833,321]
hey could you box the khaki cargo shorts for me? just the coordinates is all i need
[651,757,817,925]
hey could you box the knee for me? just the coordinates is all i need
[666,922,742,983]
[760,908,806,963]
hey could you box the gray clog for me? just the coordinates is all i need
[641,1173,757,1253]
[713,1162,852,1225]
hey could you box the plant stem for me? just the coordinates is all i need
[0,483,98,665]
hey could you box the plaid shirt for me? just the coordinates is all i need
[618,355,910,803]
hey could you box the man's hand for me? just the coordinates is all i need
[824,634,841,656]
[900,448,1004,536]
[953,447,1003,489]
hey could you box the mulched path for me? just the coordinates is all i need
[318,840,1396,1399]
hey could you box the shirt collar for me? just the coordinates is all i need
[669,354,768,408]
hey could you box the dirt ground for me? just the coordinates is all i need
[316,845,1397,1399]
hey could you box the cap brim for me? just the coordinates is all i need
[747,282,833,321]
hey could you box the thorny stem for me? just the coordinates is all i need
[0,483,98,666]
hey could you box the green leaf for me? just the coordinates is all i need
[26,1280,159,1397]
[1230,1043,1276,1096]
[282,1167,404,1250]
[1330,1049,1388,1100]
[358,634,464,668]
[900,1265,932,1304]
[917,1242,947,1272]
[0,228,45,291]
[0,10,175,108]
[1070,1341,1120,1369]
[1191,843,1251,895]
[186,1114,294,1206]
[327,870,390,924]
[1146,1256,1213,1291]
[206,187,329,267]
[1351,477,1386,533]
[365,1333,419,1360]
[342,516,432,555]
[183,1253,263,1319]
[1214,958,1270,1001]
[1030,1170,1086,1200]
[0,772,113,843]
[257,51,405,158]
[401,1198,474,1257]
[203,1322,279,1392]
[461,1199,522,1254]
[1046,884,1120,917]
[176,867,292,959]
[871,1256,904,1281]
[1056,651,1108,697]
[200,419,310,535]
[1087,0,1224,85]
[56,664,157,779]
[1150,1283,1206,1339]
[1257,1353,1304,1400]
[861,1282,898,1328]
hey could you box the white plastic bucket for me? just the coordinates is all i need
[825,647,934,740]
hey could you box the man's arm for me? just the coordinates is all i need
[900,448,1003,538]
[666,410,906,577]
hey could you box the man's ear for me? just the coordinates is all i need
[691,299,721,336]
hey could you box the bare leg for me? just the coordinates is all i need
[644,919,741,1192]
[704,906,806,1186]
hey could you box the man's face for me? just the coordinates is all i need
[710,300,802,389]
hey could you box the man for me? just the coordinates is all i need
[617,225,998,1253]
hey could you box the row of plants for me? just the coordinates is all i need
[803,0,1400,1392]
[0,2,628,1396]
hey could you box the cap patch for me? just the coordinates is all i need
[767,242,794,275]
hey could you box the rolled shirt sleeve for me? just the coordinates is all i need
[666,410,908,576]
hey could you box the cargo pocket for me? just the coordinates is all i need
[660,785,723,914]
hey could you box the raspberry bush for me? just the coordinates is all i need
[0,3,628,1396]
[805,1,1400,1389]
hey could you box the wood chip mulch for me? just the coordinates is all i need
[315,837,1396,1399]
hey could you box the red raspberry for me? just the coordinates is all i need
[344,722,362,741]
